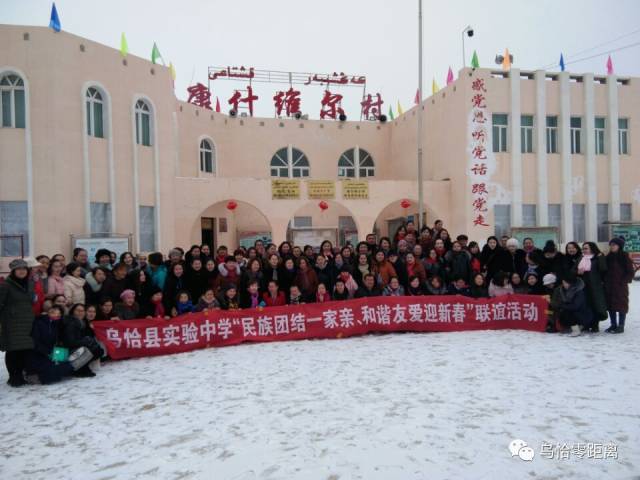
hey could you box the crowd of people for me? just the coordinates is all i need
[0,219,635,387]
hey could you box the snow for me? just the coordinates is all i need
[2,287,640,480]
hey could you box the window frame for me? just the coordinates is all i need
[546,116,558,154]
[520,115,534,154]
[134,99,152,146]
[570,116,582,154]
[492,114,508,153]
[618,118,629,155]
[0,73,26,129]
[199,137,216,174]
[594,117,606,155]
[338,147,375,179]
[269,146,310,178]
[85,87,105,138]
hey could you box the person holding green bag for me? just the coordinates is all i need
[26,305,93,384]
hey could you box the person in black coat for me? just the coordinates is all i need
[101,263,130,304]
[540,240,565,278]
[354,274,382,298]
[315,255,337,292]
[84,266,109,306]
[184,258,209,302]
[469,273,489,298]
[388,250,408,288]
[61,304,104,376]
[27,305,75,384]
[163,263,187,313]
[128,268,155,317]
[550,272,593,336]
[480,236,505,282]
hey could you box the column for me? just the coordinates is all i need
[607,76,621,221]
[535,70,548,225]
[510,68,523,227]
[559,72,574,243]
[583,73,597,240]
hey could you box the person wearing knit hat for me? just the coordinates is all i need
[114,289,139,320]
[542,273,557,287]
[604,236,635,333]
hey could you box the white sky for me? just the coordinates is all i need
[2,0,640,119]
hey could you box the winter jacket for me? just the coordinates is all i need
[262,291,286,307]
[423,257,446,280]
[354,285,382,298]
[45,274,65,297]
[444,250,472,283]
[604,252,635,313]
[383,284,405,296]
[480,245,505,281]
[315,264,337,292]
[149,264,168,290]
[194,297,221,312]
[0,276,35,351]
[295,268,319,302]
[578,255,608,321]
[551,278,593,328]
[405,260,427,285]
[488,281,514,298]
[163,273,186,312]
[185,268,209,301]
[114,302,140,320]
[469,285,489,299]
[63,275,86,305]
[372,261,397,288]
[448,284,471,296]
[61,314,102,358]
[27,315,74,384]
[102,275,130,304]
[83,272,105,306]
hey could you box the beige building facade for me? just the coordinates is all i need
[1,25,639,262]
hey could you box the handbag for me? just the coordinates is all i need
[51,346,69,363]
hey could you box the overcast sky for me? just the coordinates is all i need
[3,0,640,119]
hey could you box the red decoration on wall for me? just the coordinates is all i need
[273,87,302,117]
[320,90,345,120]
[228,85,259,116]
[226,200,238,211]
[318,201,329,211]
[360,93,384,120]
[400,199,411,209]
[186,83,212,110]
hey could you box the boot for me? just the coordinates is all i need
[7,376,26,387]
[73,364,96,378]
[569,325,581,337]
[612,326,625,334]
[605,325,617,333]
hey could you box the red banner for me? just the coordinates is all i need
[93,295,547,360]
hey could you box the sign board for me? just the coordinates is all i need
[71,234,132,261]
[272,179,300,199]
[307,180,335,199]
[610,223,640,266]
[290,228,338,250]
[239,231,272,249]
[342,180,369,200]
[509,227,559,249]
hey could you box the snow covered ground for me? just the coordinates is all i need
[2,287,640,480]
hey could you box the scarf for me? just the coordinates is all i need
[578,254,593,274]
[153,299,165,317]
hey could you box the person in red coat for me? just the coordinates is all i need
[262,280,286,307]
[604,237,636,334]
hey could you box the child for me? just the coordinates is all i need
[289,285,304,305]
[175,291,194,315]
[218,284,240,310]
[448,277,471,296]
[383,276,405,296]
[316,283,331,303]
[263,280,286,307]
[115,289,140,320]
[194,288,220,312]
[469,273,488,298]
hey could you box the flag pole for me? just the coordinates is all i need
[417,0,425,230]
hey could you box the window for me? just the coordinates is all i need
[199,139,215,174]
[270,147,310,178]
[522,204,537,227]
[595,117,606,155]
[139,206,156,252]
[135,99,152,146]
[292,216,312,228]
[570,117,582,154]
[0,74,25,129]
[492,114,508,152]
[494,204,511,239]
[621,203,632,222]
[619,118,629,155]
[573,204,586,242]
[90,202,111,234]
[0,201,29,256]
[520,115,534,153]
[597,203,609,242]
[338,148,375,178]
[548,204,562,229]
[546,116,558,153]
[85,87,104,138]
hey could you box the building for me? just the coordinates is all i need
[0,25,638,265]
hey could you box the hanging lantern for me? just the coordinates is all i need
[318,201,329,211]
[400,199,411,209]
[226,200,238,211]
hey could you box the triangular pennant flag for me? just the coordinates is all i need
[471,50,480,68]
[120,33,129,58]
[414,88,420,105]
[502,48,511,71]
[169,62,176,81]
[49,2,61,32]
[215,97,221,113]
[432,78,439,95]
[559,53,565,72]
[397,101,404,116]
[151,42,164,65]
[606,55,614,75]
[446,67,454,85]
[388,106,394,121]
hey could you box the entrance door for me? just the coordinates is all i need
[201,217,216,251]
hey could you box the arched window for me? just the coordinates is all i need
[0,73,25,129]
[135,99,152,146]
[270,146,310,178]
[199,138,216,174]
[86,87,104,138]
[338,147,375,178]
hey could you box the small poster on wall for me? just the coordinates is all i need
[219,218,228,233]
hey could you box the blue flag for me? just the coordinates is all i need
[559,53,565,72]
[49,2,61,32]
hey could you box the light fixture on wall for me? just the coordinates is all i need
[339,113,347,122]
[294,111,303,120]
[229,109,237,117]
[379,114,387,123]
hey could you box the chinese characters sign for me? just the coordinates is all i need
[307,180,336,199]
[271,179,301,199]
[342,180,369,200]
[468,77,492,227]
[93,295,547,360]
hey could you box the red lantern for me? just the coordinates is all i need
[318,201,329,211]
[226,200,238,211]
[400,199,411,209]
